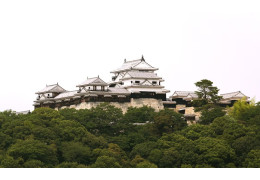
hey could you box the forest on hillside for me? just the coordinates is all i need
[0,99,259,168]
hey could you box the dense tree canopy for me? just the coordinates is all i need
[0,101,259,168]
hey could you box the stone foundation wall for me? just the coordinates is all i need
[55,98,164,113]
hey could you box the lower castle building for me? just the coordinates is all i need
[33,56,249,120]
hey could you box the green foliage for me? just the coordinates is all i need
[194,79,222,104]
[56,162,87,168]
[124,106,155,123]
[243,149,260,168]
[7,139,58,166]
[1,155,21,168]
[136,161,157,168]
[194,137,235,167]
[154,109,186,135]
[180,124,213,140]
[199,105,226,125]
[32,107,62,121]
[92,156,121,168]
[60,141,91,165]
[0,103,259,168]
[23,159,45,168]
[130,141,157,159]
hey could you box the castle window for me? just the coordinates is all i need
[152,81,157,85]
[101,86,104,91]
[93,86,97,91]
[47,94,50,98]
[135,81,140,84]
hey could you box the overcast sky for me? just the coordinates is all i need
[0,0,260,112]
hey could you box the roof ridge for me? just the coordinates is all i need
[87,77,99,79]
[124,59,142,63]
[220,91,241,95]
[46,84,58,87]
[175,91,195,93]
[61,90,78,93]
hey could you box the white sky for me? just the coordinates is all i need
[0,0,260,112]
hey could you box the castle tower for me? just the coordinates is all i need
[110,56,170,100]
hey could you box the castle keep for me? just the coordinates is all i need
[34,56,249,119]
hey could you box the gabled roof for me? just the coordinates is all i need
[121,71,162,79]
[111,57,158,73]
[220,91,249,100]
[36,84,66,94]
[77,77,108,87]
[141,80,152,85]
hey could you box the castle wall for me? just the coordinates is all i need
[55,98,164,113]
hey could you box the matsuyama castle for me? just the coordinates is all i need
[34,56,249,120]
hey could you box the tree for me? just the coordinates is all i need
[60,141,91,165]
[180,124,214,141]
[0,156,21,168]
[154,109,186,135]
[228,97,260,125]
[92,156,121,168]
[92,143,129,167]
[7,139,58,166]
[159,147,181,167]
[136,161,157,168]
[0,132,12,149]
[194,137,235,167]
[243,149,260,168]
[130,141,157,159]
[124,106,155,123]
[23,159,45,168]
[194,79,222,105]
[90,103,124,135]
[56,162,87,168]
[199,104,226,125]
[157,133,199,167]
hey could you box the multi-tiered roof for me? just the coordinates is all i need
[110,56,169,95]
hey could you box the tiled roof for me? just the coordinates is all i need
[111,58,157,73]
[36,84,66,94]
[171,91,196,97]
[111,59,142,72]
[55,90,78,99]
[77,77,108,87]
[122,71,161,79]
[220,91,248,100]
[107,88,131,94]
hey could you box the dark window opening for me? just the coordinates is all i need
[152,81,157,85]
[135,81,140,84]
